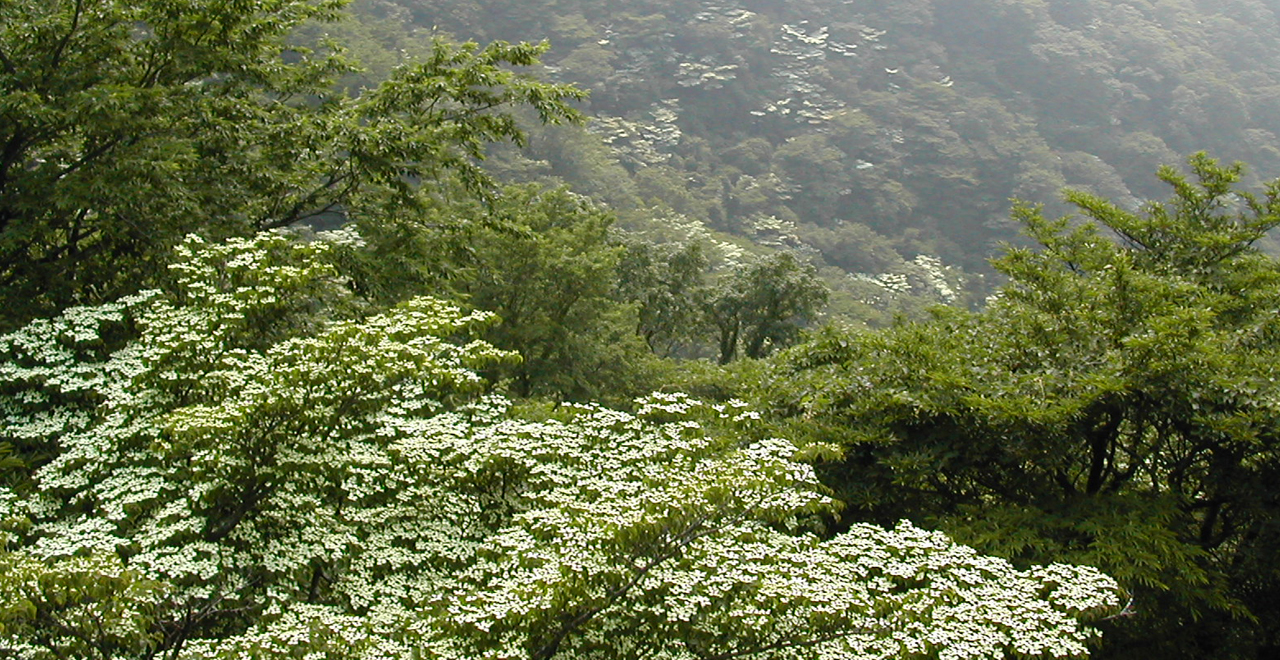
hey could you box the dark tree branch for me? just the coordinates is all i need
[44,0,87,87]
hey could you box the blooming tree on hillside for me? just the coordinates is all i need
[0,234,1121,659]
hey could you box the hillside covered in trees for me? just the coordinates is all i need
[3,0,1280,658]
[345,0,1280,317]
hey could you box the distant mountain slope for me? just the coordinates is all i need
[348,0,1280,314]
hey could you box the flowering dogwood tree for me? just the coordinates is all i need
[0,234,1121,659]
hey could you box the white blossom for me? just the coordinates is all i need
[0,234,1121,659]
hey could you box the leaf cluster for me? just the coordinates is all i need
[762,155,1280,658]
[0,0,585,328]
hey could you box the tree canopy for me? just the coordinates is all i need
[0,233,1122,659]
[7,0,1275,656]
[762,155,1280,658]
[0,0,584,327]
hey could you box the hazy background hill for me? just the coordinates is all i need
[329,0,1280,321]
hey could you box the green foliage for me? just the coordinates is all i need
[0,0,585,328]
[765,155,1280,658]
[443,185,660,401]
[710,252,830,364]
[0,233,1123,659]
[0,553,167,660]
[385,0,1280,314]
[615,239,710,357]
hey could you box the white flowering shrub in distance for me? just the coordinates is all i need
[0,234,1122,659]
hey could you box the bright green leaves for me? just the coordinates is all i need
[344,39,585,217]
[766,155,1280,657]
[0,552,168,660]
[0,0,585,329]
[709,252,829,364]
[615,239,710,357]
[0,0,350,323]
[448,185,655,401]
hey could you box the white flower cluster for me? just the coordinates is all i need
[846,253,963,308]
[693,5,759,38]
[0,234,1120,659]
[636,211,748,269]
[590,101,683,168]
[749,214,804,249]
[314,227,369,249]
[677,60,741,89]
[913,254,959,303]
[762,22,851,125]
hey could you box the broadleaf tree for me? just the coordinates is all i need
[0,232,1123,659]
[447,185,659,402]
[710,252,829,365]
[0,0,585,328]
[614,238,711,358]
[764,155,1280,659]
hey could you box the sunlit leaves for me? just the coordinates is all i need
[0,0,585,327]
[0,552,167,660]
[767,155,1280,657]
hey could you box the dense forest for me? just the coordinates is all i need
[2,0,1280,658]
[358,0,1280,318]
